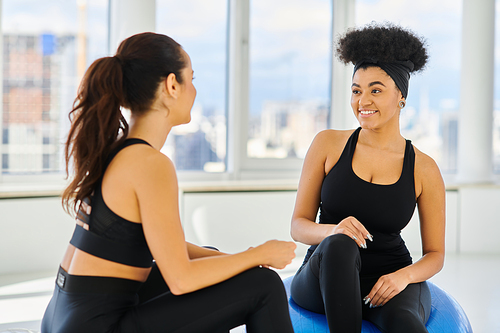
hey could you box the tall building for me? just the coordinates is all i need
[168,106,227,171]
[441,112,459,172]
[248,100,328,158]
[1,33,76,174]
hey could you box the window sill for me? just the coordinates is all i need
[2,177,500,199]
[178,179,299,193]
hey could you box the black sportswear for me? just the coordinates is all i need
[69,139,153,268]
[291,128,430,333]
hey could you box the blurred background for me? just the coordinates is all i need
[0,0,498,331]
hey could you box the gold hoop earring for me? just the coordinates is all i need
[399,100,406,109]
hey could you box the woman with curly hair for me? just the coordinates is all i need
[41,32,296,333]
[290,23,445,332]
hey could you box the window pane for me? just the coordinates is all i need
[248,0,331,159]
[495,0,500,173]
[356,0,462,173]
[1,0,108,175]
[156,0,227,172]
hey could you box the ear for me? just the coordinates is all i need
[164,73,180,99]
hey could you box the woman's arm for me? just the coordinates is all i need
[367,151,445,307]
[402,151,446,282]
[290,131,333,245]
[291,130,371,248]
[186,242,227,259]
[135,151,296,296]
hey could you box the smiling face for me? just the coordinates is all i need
[351,66,403,131]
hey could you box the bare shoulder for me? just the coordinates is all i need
[314,129,355,144]
[413,145,445,197]
[310,129,356,172]
[311,128,355,152]
[115,144,177,187]
[413,146,441,176]
[100,143,178,222]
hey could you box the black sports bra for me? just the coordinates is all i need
[69,139,154,268]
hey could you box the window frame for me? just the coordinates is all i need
[0,0,109,191]
[0,0,364,191]
[225,0,338,179]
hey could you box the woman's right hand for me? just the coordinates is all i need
[332,216,373,249]
[255,240,297,269]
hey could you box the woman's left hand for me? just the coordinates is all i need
[364,270,409,308]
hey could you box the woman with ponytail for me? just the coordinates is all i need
[290,23,445,332]
[42,32,296,333]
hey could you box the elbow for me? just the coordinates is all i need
[290,220,300,242]
[168,282,183,295]
[438,251,445,272]
[169,287,186,296]
[423,249,445,274]
[434,249,445,271]
[168,279,192,296]
[164,271,195,296]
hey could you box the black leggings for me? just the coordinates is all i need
[41,265,293,333]
[290,234,431,333]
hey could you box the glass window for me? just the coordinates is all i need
[2,154,8,169]
[355,0,462,173]
[247,0,331,159]
[156,0,227,172]
[1,0,109,176]
[494,0,500,173]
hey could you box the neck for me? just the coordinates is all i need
[358,122,405,152]
[127,110,173,150]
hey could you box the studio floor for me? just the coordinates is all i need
[0,254,497,332]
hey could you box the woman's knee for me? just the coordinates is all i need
[219,267,285,303]
[234,267,288,313]
[317,234,360,264]
[244,267,284,292]
[321,233,358,251]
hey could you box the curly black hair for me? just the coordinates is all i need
[336,22,428,73]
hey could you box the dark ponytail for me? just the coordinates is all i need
[62,56,127,214]
[62,33,186,215]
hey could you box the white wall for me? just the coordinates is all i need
[0,186,496,276]
[401,190,459,257]
[458,187,500,253]
[181,191,309,257]
[0,197,74,275]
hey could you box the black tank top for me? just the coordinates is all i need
[69,139,154,268]
[304,128,416,277]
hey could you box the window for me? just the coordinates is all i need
[2,154,8,169]
[43,153,50,170]
[156,0,227,172]
[494,0,500,172]
[2,128,8,144]
[355,0,462,173]
[248,0,331,159]
[1,0,108,176]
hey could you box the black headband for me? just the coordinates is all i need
[353,59,414,99]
